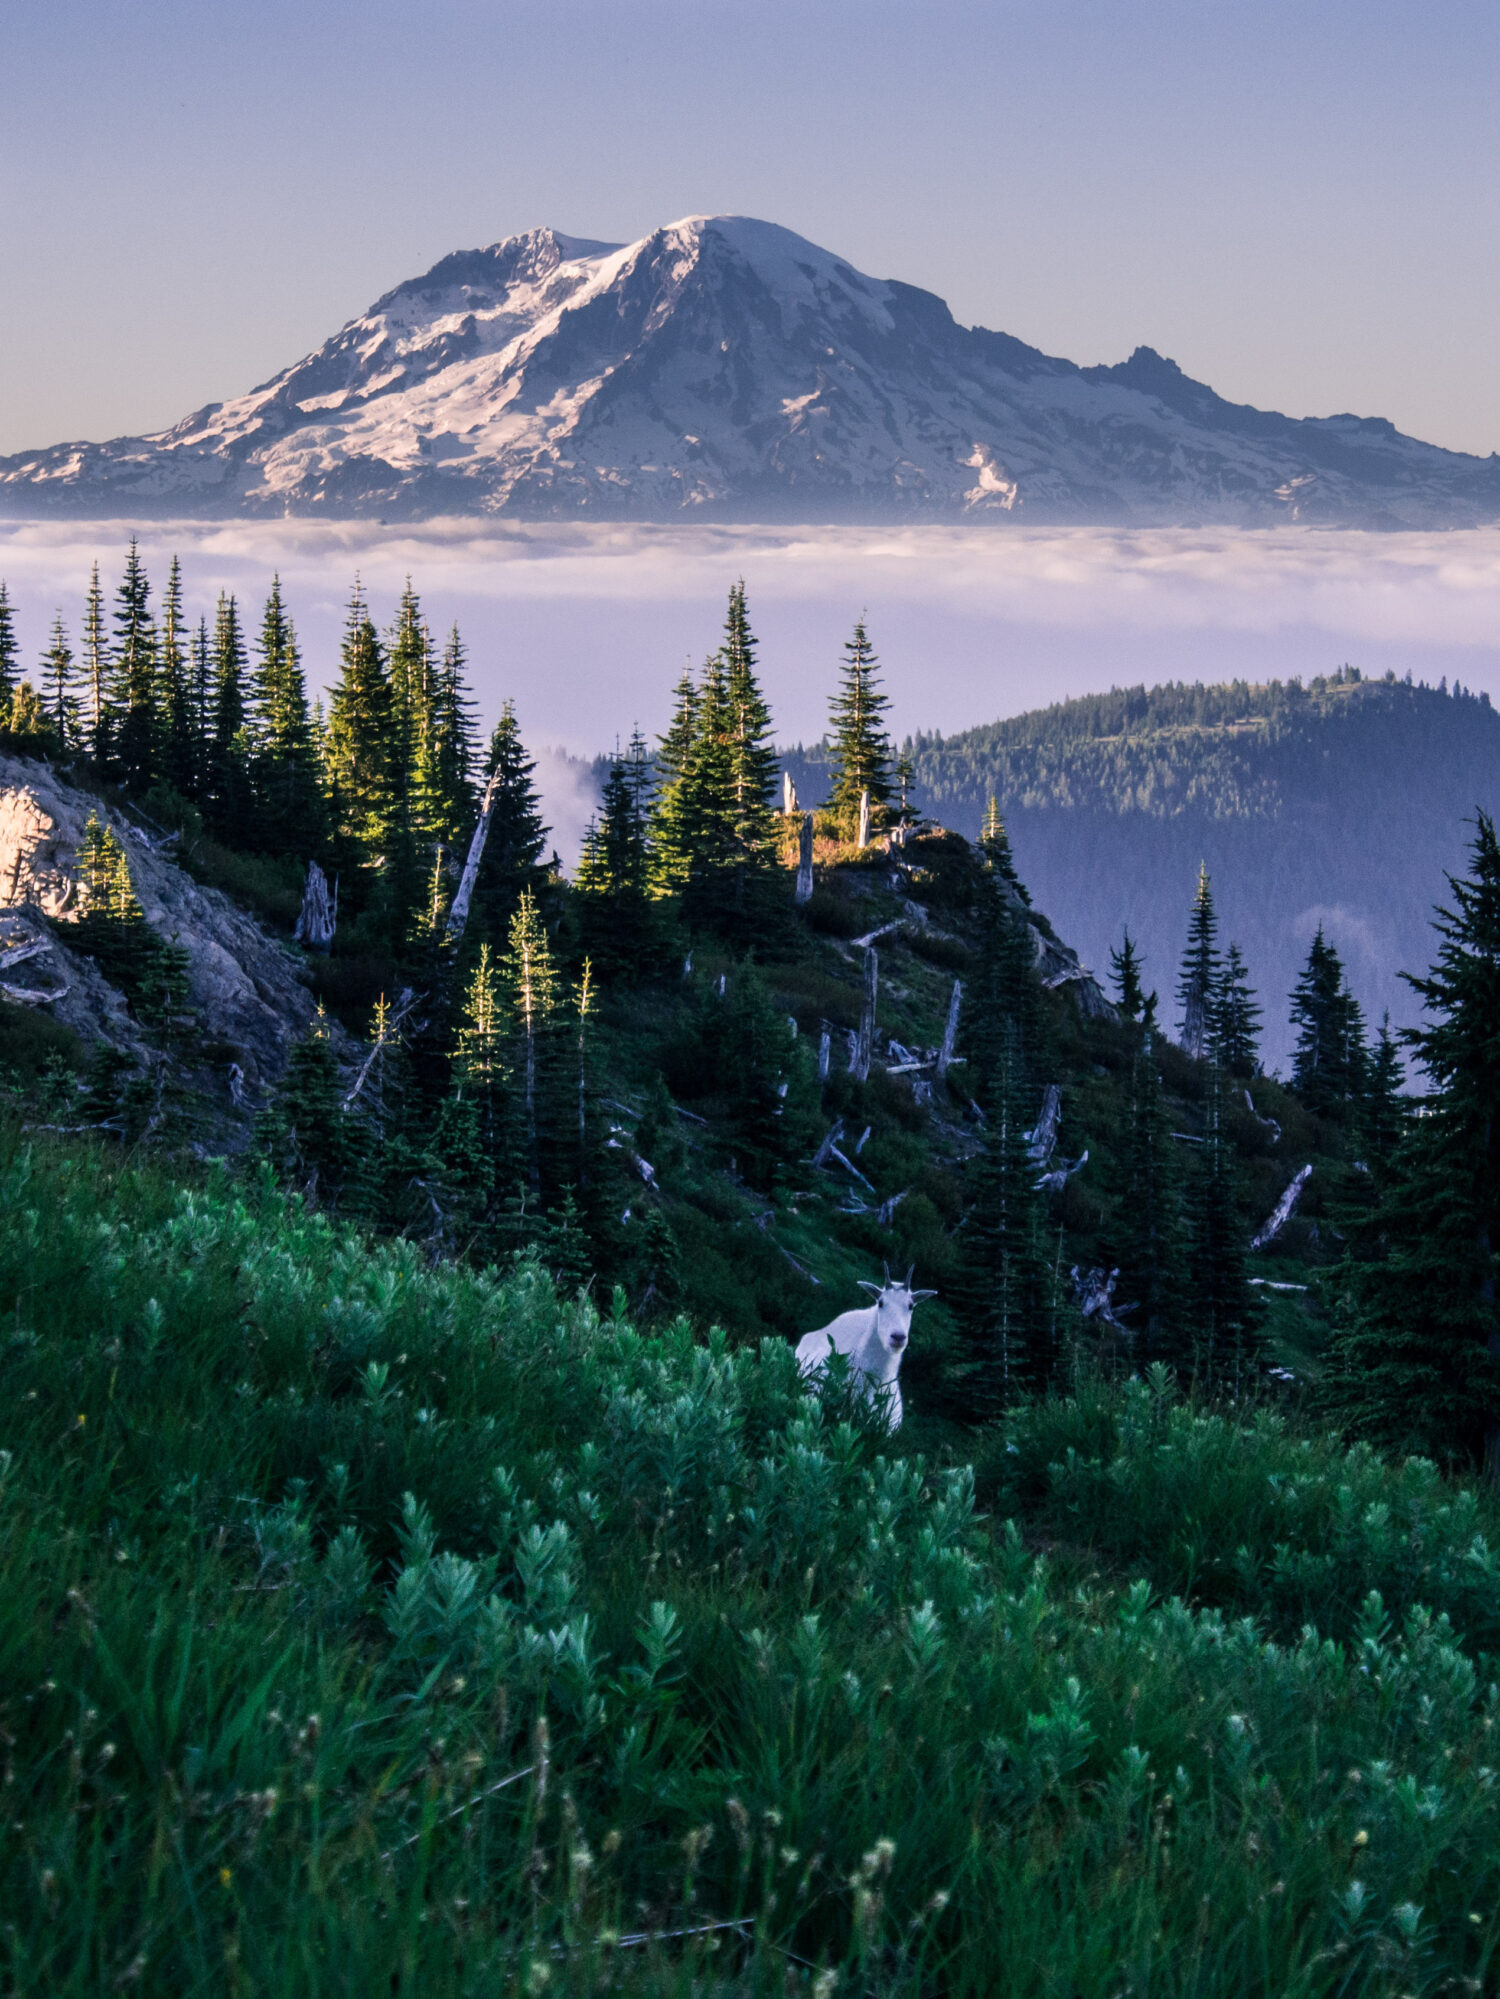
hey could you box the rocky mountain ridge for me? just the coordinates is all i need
[3,216,1497,526]
[0,754,324,1098]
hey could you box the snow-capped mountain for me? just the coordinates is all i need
[4,215,1498,525]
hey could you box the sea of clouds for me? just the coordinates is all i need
[2,519,1499,860]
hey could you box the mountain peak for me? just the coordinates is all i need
[2,218,1496,526]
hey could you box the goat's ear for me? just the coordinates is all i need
[911,1288,938,1302]
[856,1280,883,1297]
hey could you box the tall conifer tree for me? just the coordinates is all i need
[252,577,322,857]
[41,615,77,752]
[960,1052,1056,1412]
[1290,928,1367,1113]
[325,580,398,892]
[1212,942,1262,1077]
[82,562,110,765]
[472,701,549,945]
[112,539,158,790]
[827,616,894,839]
[1324,817,1500,1473]
[1176,863,1221,1060]
[156,556,196,798]
[0,583,18,704]
[206,592,253,832]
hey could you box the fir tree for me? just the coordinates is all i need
[252,577,322,857]
[426,625,480,847]
[1109,928,1146,1021]
[1324,816,1500,1473]
[324,581,399,896]
[1176,863,1220,1060]
[206,592,253,833]
[156,556,196,799]
[501,891,559,1195]
[959,1052,1057,1412]
[1103,1031,1187,1367]
[1212,942,1262,1077]
[1361,1014,1408,1170]
[81,562,110,765]
[1289,927,1367,1113]
[191,617,213,783]
[721,581,781,921]
[1185,1071,1259,1392]
[962,849,1044,1105]
[41,615,77,752]
[575,738,655,980]
[827,616,894,839]
[112,539,157,790]
[649,666,704,897]
[472,702,549,944]
[6,681,55,753]
[979,797,1029,902]
[0,583,18,704]
[258,1006,363,1209]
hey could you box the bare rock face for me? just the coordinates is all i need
[0,754,320,1089]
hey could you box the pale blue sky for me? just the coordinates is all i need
[3,0,1497,459]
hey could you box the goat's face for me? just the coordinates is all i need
[857,1272,937,1360]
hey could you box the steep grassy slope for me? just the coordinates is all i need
[785,672,1500,1067]
[2,1133,1500,1994]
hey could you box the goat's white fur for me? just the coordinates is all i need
[794,1274,935,1430]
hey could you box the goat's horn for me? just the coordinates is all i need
[883,1260,891,1284]
[906,1264,915,1287]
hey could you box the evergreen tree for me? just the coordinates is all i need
[1184,1071,1259,1392]
[206,592,253,833]
[1103,1031,1187,1367]
[81,562,110,766]
[1211,942,1262,1077]
[383,581,429,909]
[959,1052,1057,1412]
[1109,928,1146,1021]
[894,749,916,820]
[1361,1014,1408,1171]
[472,702,550,944]
[649,666,704,897]
[1289,927,1367,1113]
[0,583,18,704]
[426,625,480,847]
[324,581,399,897]
[191,616,213,779]
[258,1006,363,1209]
[827,616,894,839]
[721,581,781,921]
[962,849,1044,1105]
[6,680,55,753]
[1176,863,1221,1060]
[111,539,158,790]
[156,556,196,799]
[41,615,77,752]
[575,737,655,980]
[501,891,559,1195]
[252,577,323,857]
[979,797,1029,902]
[1324,816,1500,1473]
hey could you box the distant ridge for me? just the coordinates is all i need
[783,670,1500,1067]
[3,216,1498,525]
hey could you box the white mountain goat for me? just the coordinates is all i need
[794,1268,936,1430]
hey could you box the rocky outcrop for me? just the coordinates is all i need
[0,754,322,1091]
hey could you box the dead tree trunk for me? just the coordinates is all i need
[857,789,870,850]
[818,1023,831,1082]
[293,861,337,952]
[782,770,798,815]
[853,947,878,1082]
[936,979,962,1079]
[443,767,504,949]
[795,812,814,904]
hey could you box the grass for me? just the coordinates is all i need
[1,1128,1499,1994]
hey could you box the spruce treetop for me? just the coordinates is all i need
[827,615,894,835]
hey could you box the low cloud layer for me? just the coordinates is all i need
[2,520,1498,755]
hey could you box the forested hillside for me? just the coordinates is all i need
[786,671,1500,1068]
[9,549,1500,1985]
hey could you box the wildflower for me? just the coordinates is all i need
[219,1868,233,1887]
[1352,1828,1369,1847]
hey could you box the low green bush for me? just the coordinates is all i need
[1,1136,1498,1994]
